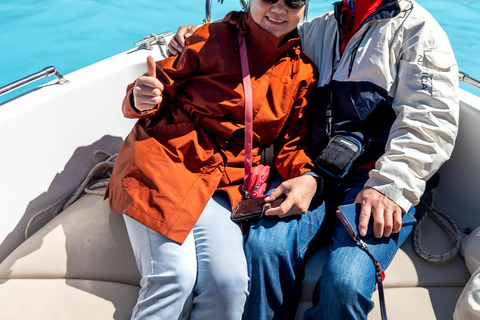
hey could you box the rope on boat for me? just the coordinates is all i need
[412,190,462,262]
[24,151,116,239]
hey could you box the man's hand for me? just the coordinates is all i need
[133,55,164,111]
[263,175,318,218]
[167,25,200,56]
[355,187,403,238]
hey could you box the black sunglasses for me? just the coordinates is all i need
[261,0,306,9]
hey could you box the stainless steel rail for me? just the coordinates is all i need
[240,0,248,11]
[459,71,480,90]
[135,31,173,50]
[303,0,309,21]
[0,66,69,97]
[205,0,214,23]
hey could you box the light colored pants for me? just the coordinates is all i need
[123,193,249,320]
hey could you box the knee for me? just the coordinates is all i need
[174,263,198,295]
[197,265,249,308]
[212,263,249,295]
[325,272,362,298]
[307,270,375,320]
[140,261,197,301]
[321,259,375,305]
[244,223,291,264]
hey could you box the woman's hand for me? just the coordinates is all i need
[133,55,164,111]
[167,25,200,56]
[264,175,318,218]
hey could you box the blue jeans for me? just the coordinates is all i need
[124,193,249,320]
[243,176,414,320]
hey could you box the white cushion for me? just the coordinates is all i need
[464,226,480,274]
[0,279,138,320]
[0,194,140,285]
[454,266,480,320]
[0,194,472,320]
[0,194,140,320]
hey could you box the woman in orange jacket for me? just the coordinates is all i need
[106,0,319,318]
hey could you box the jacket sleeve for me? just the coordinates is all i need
[274,71,318,180]
[365,18,460,212]
[121,26,210,119]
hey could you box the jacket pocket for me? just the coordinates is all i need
[424,49,456,70]
[422,48,458,99]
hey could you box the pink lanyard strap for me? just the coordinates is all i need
[239,34,253,193]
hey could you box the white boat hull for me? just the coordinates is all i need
[0,44,166,261]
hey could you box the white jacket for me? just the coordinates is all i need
[298,0,459,212]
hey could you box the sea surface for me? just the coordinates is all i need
[1,0,479,102]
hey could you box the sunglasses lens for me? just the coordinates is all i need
[286,0,305,9]
[261,0,305,9]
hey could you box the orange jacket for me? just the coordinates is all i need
[106,11,318,243]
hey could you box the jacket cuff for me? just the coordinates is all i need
[364,177,414,213]
[302,171,323,197]
[130,91,149,114]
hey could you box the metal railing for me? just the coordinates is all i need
[303,0,309,22]
[205,0,214,23]
[134,31,173,50]
[205,0,309,23]
[459,72,480,90]
[3,37,478,101]
[0,66,69,97]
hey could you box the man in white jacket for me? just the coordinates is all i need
[168,0,459,318]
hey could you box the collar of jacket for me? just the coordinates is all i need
[340,0,383,52]
[334,0,401,30]
[223,11,302,64]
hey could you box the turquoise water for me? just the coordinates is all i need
[1,0,479,102]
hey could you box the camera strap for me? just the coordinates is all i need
[239,33,254,196]
[357,238,388,320]
[326,93,333,139]
[336,207,388,319]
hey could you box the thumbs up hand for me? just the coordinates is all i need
[133,56,164,111]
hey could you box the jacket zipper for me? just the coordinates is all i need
[345,6,385,77]
[349,12,355,30]
[347,26,370,78]
[336,2,396,78]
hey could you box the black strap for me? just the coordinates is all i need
[356,238,388,320]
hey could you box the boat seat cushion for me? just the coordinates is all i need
[0,194,141,285]
[0,278,138,320]
[0,193,141,319]
[0,194,472,320]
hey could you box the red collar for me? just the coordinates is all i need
[341,0,383,53]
